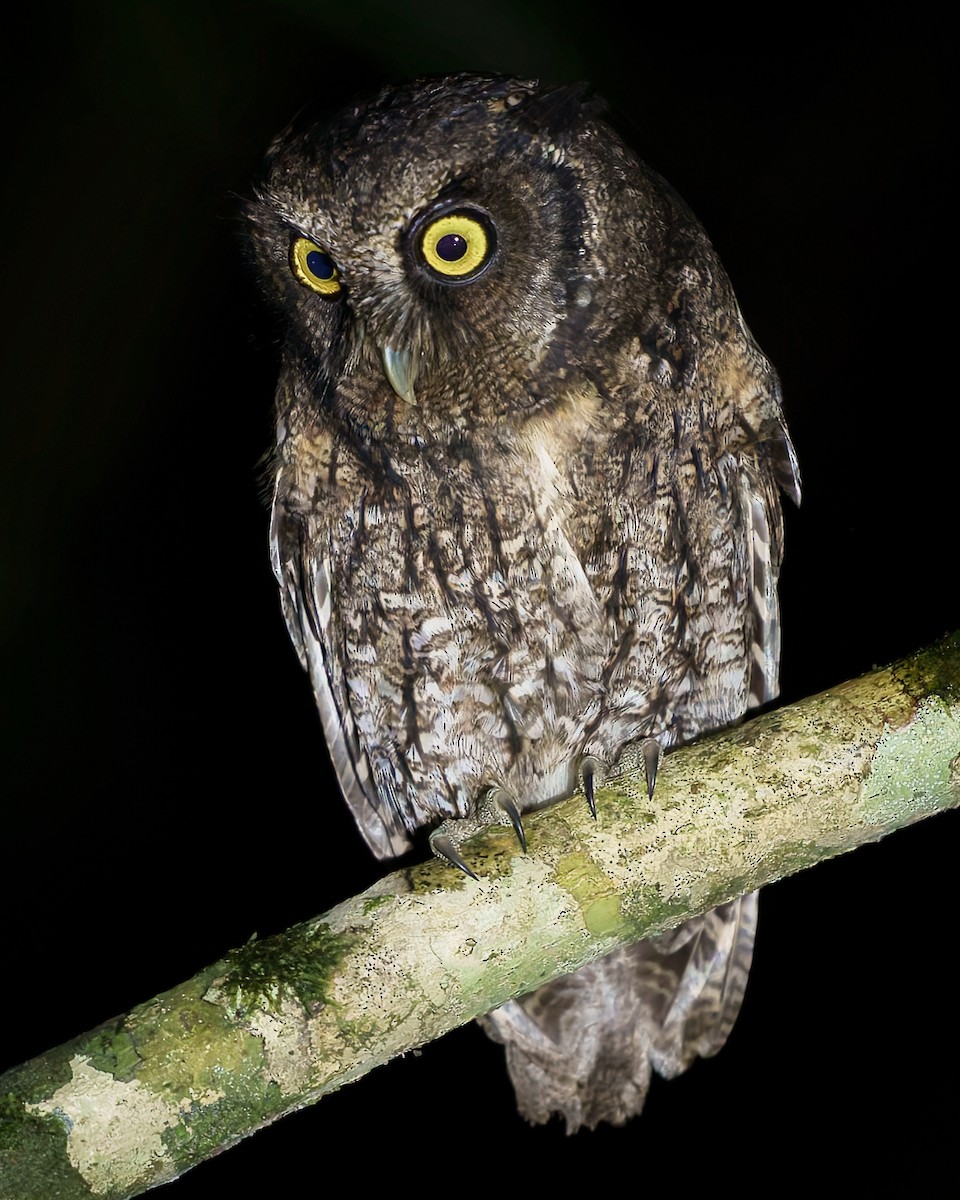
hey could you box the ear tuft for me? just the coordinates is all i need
[516,82,603,145]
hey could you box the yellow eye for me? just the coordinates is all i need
[417,210,495,281]
[290,237,342,296]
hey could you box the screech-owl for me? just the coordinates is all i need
[248,74,799,1131]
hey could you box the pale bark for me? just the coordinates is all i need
[2,633,958,1199]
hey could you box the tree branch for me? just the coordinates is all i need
[3,633,959,1198]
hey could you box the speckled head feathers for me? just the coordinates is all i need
[246,73,726,435]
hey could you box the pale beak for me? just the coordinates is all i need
[381,344,418,405]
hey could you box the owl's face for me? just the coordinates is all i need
[249,75,687,435]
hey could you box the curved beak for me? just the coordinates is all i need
[381,344,418,406]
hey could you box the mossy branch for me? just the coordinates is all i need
[3,634,959,1199]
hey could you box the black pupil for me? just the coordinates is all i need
[436,233,467,262]
[306,250,335,280]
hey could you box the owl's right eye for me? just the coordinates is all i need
[290,237,342,297]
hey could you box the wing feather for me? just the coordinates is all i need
[742,400,800,708]
[270,481,413,859]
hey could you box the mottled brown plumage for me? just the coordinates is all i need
[248,74,798,1130]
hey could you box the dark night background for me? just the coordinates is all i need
[2,2,955,1191]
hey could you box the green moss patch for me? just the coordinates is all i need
[216,921,354,1015]
[0,1098,96,1199]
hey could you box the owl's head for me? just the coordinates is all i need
[248,74,714,436]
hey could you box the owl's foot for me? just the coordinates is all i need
[641,737,661,799]
[430,787,527,878]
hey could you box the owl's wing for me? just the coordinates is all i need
[732,302,801,705]
[270,485,414,859]
[743,441,798,707]
[741,370,801,708]
[635,354,798,1085]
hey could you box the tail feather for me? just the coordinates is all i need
[480,893,758,1132]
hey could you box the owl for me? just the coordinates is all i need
[247,74,799,1131]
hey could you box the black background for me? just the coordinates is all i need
[2,2,955,1191]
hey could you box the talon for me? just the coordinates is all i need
[580,756,604,819]
[491,789,527,853]
[431,834,478,880]
[642,738,661,799]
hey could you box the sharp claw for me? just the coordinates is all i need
[492,789,527,853]
[582,761,597,819]
[580,756,604,818]
[642,738,661,800]
[431,834,478,880]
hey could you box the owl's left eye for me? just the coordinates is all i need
[415,208,496,283]
[290,237,342,297]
